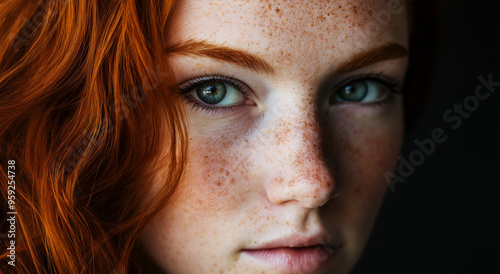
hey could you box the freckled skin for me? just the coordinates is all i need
[141,0,408,273]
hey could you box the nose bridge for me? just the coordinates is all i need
[283,109,324,164]
[269,82,322,149]
[264,96,336,208]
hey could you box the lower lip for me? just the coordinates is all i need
[242,245,340,273]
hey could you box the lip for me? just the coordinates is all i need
[241,234,342,273]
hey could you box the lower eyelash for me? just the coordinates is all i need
[176,74,250,114]
[332,79,403,109]
[181,96,244,115]
[341,74,405,107]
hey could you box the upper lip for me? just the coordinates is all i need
[242,232,343,250]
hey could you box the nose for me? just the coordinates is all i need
[263,105,337,208]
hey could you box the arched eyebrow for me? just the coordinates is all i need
[166,40,408,75]
[335,42,408,74]
[166,39,275,74]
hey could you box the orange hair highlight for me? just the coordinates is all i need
[0,0,186,273]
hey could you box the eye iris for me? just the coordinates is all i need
[197,82,227,104]
[338,81,368,102]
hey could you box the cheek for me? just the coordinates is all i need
[334,120,401,194]
[183,133,256,216]
[139,134,258,272]
[325,102,403,224]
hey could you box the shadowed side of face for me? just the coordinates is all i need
[141,0,408,273]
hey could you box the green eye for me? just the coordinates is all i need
[197,81,227,104]
[332,79,391,104]
[337,81,368,102]
[180,76,248,108]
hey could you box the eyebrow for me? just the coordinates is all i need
[166,39,275,74]
[335,43,408,74]
[166,40,408,75]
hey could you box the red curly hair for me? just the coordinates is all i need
[0,0,186,273]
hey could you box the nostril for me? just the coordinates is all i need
[305,184,337,208]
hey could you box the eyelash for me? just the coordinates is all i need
[176,73,250,115]
[342,72,405,93]
[175,73,405,114]
[335,72,405,108]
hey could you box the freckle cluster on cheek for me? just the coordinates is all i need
[185,134,258,212]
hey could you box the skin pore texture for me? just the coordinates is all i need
[140,0,408,273]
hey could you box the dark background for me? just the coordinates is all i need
[353,0,500,273]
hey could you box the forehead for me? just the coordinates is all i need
[168,0,408,78]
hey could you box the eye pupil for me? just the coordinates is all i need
[197,82,227,104]
[336,81,368,102]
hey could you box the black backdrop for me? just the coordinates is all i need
[352,0,500,273]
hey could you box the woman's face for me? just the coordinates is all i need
[141,0,408,273]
